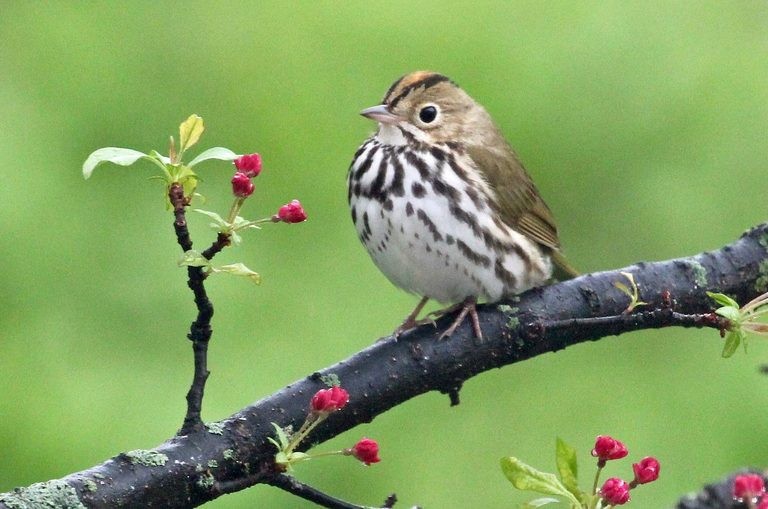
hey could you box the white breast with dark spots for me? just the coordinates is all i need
[347,137,552,304]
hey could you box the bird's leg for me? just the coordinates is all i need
[438,296,483,340]
[393,296,431,338]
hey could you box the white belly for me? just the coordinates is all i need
[348,139,552,304]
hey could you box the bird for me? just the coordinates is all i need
[347,71,577,340]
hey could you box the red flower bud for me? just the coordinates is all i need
[733,473,765,502]
[233,153,262,178]
[349,437,380,465]
[591,435,629,462]
[310,386,349,414]
[274,199,307,223]
[600,478,631,506]
[632,456,660,485]
[231,172,254,198]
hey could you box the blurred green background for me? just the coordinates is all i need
[1,1,767,507]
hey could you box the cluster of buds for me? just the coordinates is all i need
[231,153,262,197]
[228,153,307,225]
[733,473,768,509]
[270,384,380,471]
[591,435,660,506]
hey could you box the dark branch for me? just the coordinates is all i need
[169,183,216,436]
[266,474,375,509]
[1,223,766,508]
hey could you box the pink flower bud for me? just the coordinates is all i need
[310,386,349,414]
[233,153,262,178]
[600,478,631,506]
[231,172,254,198]
[274,199,307,223]
[591,435,629,462]
[349,438,380,465]
[733,473,765,502]
[757,497,768,509]
[632,456,660,485]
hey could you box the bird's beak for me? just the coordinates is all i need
[360,104,400,124]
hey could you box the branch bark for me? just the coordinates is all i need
[2,224,767,508]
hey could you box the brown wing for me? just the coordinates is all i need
[468,144,579,279]
[466,144,560,250]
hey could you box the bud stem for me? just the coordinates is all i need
[227,197,246,224]
[284,413,327,454]
[592,465,604,497]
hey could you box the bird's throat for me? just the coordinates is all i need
[376,123,408,146]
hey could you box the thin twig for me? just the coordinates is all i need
[266,474,375,509]
[169,183,215,435]
[531,309,724,339]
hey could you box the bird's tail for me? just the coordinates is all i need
[551,250,579,281]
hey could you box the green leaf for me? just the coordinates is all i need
[270,422,290,450]
[613,282,629,295]
[149,150,171,166]
[216,263,261,284]
[707,291,739,309]
[194,209,228,229]
[188,147,239,167]
[287,452,310,462]
[714,306,741,323]
[178,250,210,268]
[267,436,281,451]
[523,498,562,508]
[82,147,149,179]
[500,457,581,506]
[274,451,290,466]
[721,331,741,358]
[178,114,204,155]
[555,438,580,501]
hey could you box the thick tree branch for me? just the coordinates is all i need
[1,224,767,508]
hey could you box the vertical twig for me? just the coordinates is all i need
[169,183,216,435]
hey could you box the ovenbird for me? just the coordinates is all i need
[347,71,577,339]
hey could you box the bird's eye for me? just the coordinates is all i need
[418,105,438,124]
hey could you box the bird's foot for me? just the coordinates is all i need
[438,297,483,341]
[392,296,432,338]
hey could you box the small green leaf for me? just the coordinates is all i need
[555,438,580,501]
[707,291,739,309]
[722,331,741,358]
[216,263,261,284]
[288,452,310,462]
[274,451,290,466]
[523,498,562,508]
[194,209,228,229]
[613,282,629,295]
[500,457,581,506]
[188,147,239,167]
[714,306,741,323]
[178,114,204,155]
[267,436,281,451]
[82,147,149,179]
[614,272,647,312]
[178,250,210,268]
[149,150,171,166]
[270,422,290,450]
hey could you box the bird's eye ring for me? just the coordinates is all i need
[418,105,438,124]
